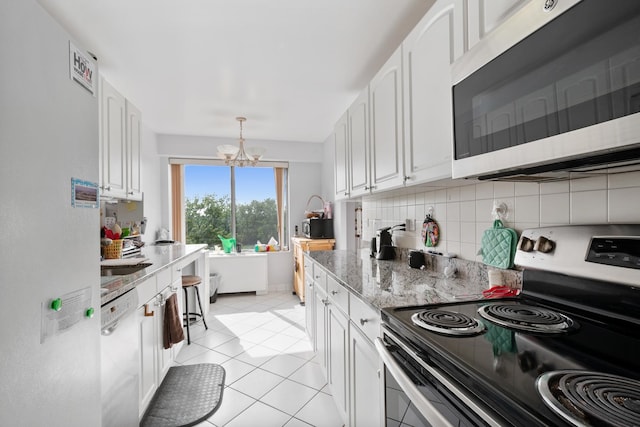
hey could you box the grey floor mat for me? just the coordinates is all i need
[141,363,225,427]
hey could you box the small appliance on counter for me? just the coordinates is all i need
[302,218,334,239]
[375,223,405,260]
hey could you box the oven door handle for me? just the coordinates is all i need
[375,337,455,427]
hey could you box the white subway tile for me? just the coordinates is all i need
[540,180,570,195]
[570,175,607,192]
[460,201,476,222]
[415,192,425,205]
[514,182,539,197]
[570,190,607,224]
[475,182,494,200]
[513,222,540,234]
[424,191,436,204]
[447,241,461,257]
[461,222,476,243]
[475,199,494,224]
[447,187,460,202]
[436,189,447,203]
[494,182,515,198]
[461,243,477,261]
[460,184,476,201]
[515,195,540,223]
[609,187,640,222]
[447,202,461,222]
[445,221,461,242]
[434,202,447,220]
[540,193,570,224]
[608,171,640,189]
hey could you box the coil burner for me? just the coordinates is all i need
[477,303,576,334]
[411,309,485,336]
[537,370,640,427]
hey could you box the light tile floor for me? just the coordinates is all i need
[174,291,344,427]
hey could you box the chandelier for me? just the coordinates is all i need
[217,117,265,167]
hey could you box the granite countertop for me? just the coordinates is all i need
[100,243,207,305]
[309,250,498,311]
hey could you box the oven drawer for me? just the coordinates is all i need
[326,275,348,315]
[350,295,380,343]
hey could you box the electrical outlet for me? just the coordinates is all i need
[406,219,414,231]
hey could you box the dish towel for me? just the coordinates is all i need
[164,293,185,349]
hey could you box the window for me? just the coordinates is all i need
[172,160,288,251]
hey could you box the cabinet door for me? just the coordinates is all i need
[348,88,371,197]
[467,0,528,50]
[327,303,349,424]
[293,244,305,303]
[403,0,462,184]
[334,111,350,200]
[369,47,404,193]
[314,285,328,377]
[100,78,127,198]
[304,272,315,348]
[156,287,178,382]
[138,303,157,417]
[349,323,382,427]
[125,100,142,200]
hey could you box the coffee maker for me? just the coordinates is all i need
[374,224,405,260]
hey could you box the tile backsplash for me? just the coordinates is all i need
[361,170,640,262]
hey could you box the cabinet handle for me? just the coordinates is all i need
[105,185,111,191]
[127,191,134,195]
[322,298,330,306]
[308,283,314,288]
[360,318,368,326]
[404,175,411,182]
[344,192,349,196]
[364,186,370,190]
[170,285,178,292]
[331,290,339,295]
[144,304,154,317]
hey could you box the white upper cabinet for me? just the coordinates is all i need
[334,111,349,200]
[100,78,127,198]
[465,0,529,51]
[99,77,143,200]
[348,88,371,198]
[402,0,464,185]
[125,100,142,200]
[369,46,404,193]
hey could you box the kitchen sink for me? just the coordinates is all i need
[100,263,152,277]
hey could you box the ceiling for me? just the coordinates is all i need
[38,0,434,143]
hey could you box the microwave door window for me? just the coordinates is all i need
[453,0,640,161]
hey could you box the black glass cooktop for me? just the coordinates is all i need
[382,284,640,427]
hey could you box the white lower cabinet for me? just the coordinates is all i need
[327,302,350,422]
[138,297,157,418]
[309,261,383,427]
[349,323,382,427]
[314,283,328,376]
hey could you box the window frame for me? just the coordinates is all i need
[169,158,289,249]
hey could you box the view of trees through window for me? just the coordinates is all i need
[184,165,279,250]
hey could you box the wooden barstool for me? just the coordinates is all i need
[181,275,208,344]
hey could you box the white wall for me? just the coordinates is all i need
[360,173,640,261]
[140,123,164,244]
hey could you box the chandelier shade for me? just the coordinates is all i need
[217,117,264,167]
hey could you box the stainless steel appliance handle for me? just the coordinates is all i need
[379,327,503,427]
[374,337,454,427]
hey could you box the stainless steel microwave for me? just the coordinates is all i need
[452,0,640,180]
[302,218,334,239]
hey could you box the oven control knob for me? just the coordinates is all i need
[534,236,555,253]
[518,237,535,252]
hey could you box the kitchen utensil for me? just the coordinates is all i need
[408,250,425,269]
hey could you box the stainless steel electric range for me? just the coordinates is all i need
[376,225,640,427]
